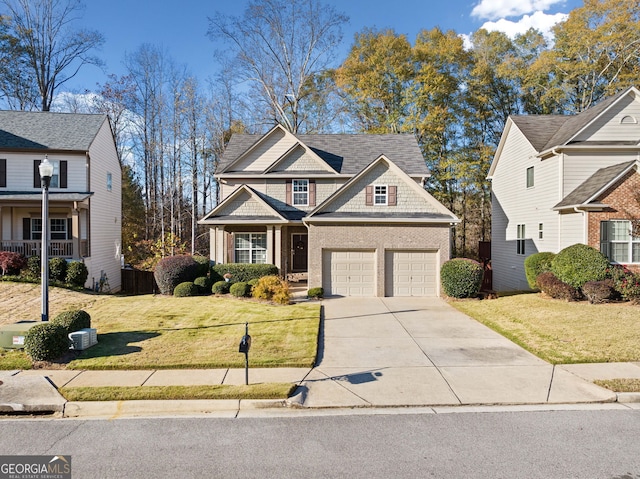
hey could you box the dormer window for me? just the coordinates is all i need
[374,185,388,205]
[292,179,309,206]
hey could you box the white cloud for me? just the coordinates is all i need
[472,0,564,20]
[480,11,568,41]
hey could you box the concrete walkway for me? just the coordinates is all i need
[291,297,619,408]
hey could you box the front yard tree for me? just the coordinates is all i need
[0,0,104,111]
[207,0,348,133]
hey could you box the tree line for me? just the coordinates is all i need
[1,0,639,266]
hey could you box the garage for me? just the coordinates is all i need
[385,250,438,297]
[323,250,375,296]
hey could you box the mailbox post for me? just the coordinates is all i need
[238,322,251,385]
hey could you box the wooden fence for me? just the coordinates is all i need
[121,268,157,295]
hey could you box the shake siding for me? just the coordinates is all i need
[86,121,121,291]
[271,146,328,172]
[563,151,637,196]
[574,94,640,142]
[265,179,340,212]
[230,129,295,171]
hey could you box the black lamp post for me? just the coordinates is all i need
[39,156,53,322]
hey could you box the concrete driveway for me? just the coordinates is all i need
[295,297,615,408]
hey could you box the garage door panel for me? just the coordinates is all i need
[324,250,375,297]
[387,250,438,297]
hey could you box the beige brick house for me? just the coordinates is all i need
[488,86,640,291]
[199,125,458,296]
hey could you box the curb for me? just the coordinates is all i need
[616,392,640,403]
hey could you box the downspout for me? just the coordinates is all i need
[554,148,563,252]
[574,206,588,245]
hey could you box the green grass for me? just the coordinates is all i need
[451,293,640,364]
[594,379,640,393]
[0,349,32,369]
[60,383,296,401]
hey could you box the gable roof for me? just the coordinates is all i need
[553,160,638,210]
[0,111,108,151]
[304,155,458,224]
[218,132,430,177]
[198,185,288,224]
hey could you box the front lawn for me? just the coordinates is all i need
[451,293,640,364]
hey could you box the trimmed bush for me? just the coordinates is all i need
[440,258,484,299]
[307,287,323,299]
[24,323,69,361]
[251,275,291,304]
[551,244,609,289]
[192,255,211,277]
[524,252,555,289]
[212,280,231,295]
[247,278,259,287]
[536,272,581,301]
[193,276,213,295]
[230,281,251,298]
[51,310,91,333]
[173,281,200,297]
[65,261,88,287]
[49,257,67,282]
[26,255,41,279]
[154,255,200,295]
[212,263,279,283]
[611,269,640,302]
[582,280,615,304]
[0,251,27,275]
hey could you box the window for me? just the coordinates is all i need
[33,160,67,188]
[292,179,308,206]
[29,218,68,240]
[107,172,112,192]
[538,223,544,240]
[234,233,267,264]
[517,224,526,255]
[600,220,640,263]
[374,185,388,205]
[526,167,534,188]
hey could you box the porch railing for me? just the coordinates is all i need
[0,240,74,258]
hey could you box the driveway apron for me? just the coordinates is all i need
[297,297,615,408]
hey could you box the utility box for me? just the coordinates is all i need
[69,328,98,350]
[0,322,39,349]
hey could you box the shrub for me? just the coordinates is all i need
[613,271,640,302]
[26,255,41,279]
[307,287,323,299]
[524,252,555,289]
[582,280,615,304]
[551,244,609,289]
[212,280,231,295]
[230,282,251,298]
[48,257,67,282]
[251,275,291,304]
[173,281,200,297]
[0,251,26,276]
[247,278,259,287]
[440,258,484,298]
[65,261,88,287]
[192,255,211,277]
[51,310,91,333]
[193,276,213,295]
[212,263,279,283]
[24,323,69,361]
[536,272,581,301]
[154,255,200,295]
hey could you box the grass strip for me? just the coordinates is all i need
[594,379,640,393]
[0,350,32,370]
[59,383,297,401]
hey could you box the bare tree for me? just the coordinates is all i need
[1,0,103,111]
[208,0,347,133]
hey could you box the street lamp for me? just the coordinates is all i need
[39,155,54,322]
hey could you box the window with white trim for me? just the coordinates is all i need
[29,218,67,240]
[374,185,388,205]
[600,220,640,263]
[517,224,525,255]
[292,179,308,206]
[234,233,267,264]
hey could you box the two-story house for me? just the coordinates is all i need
[199,125,458,297]
[488,86,640,291]
[0,110,122,292]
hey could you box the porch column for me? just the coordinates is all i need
[71,209,80,258]
[267,226,274,264]
[215,227,225,264]
[274,225,282,271]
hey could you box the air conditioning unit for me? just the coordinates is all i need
[68,330,90,350]
[81,328,98,346]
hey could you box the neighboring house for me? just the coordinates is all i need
[488,86,640,291]
[0,111,122,292]
[199,125,458,297]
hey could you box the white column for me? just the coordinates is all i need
[274,225,282,271]
[267,226,274,264]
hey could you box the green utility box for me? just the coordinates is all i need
[0,321,38,349]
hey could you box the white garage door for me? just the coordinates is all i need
[386,250,438,296]
[323,250,375,296]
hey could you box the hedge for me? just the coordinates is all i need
[211,264,279,283]
[524,252,555,289]
[174,281,200,297]
[440,258,484,298]
[24,323,69,361]
[536,272,581,301]
[154,255,200,295]
[551,244,609,289]
[51,310,91,333]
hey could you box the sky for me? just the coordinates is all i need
[64,0,583,93]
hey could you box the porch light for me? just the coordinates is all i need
[39,155,53,321]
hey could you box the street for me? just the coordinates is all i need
[1,407,639,478]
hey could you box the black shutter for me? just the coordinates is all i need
[0,159,5,187]
[67,218,73,240]
[33,160,40,188]
[60,160,67,188]
[23,218,31,240]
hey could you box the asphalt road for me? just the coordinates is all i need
[1,408,639,478]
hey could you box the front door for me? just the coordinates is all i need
[292,234,308,272]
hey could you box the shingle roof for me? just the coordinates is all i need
[554,160,636,209]
[0,111,107,151]
[219,133,430,176]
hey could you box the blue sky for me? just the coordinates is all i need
[67,0,582,92]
